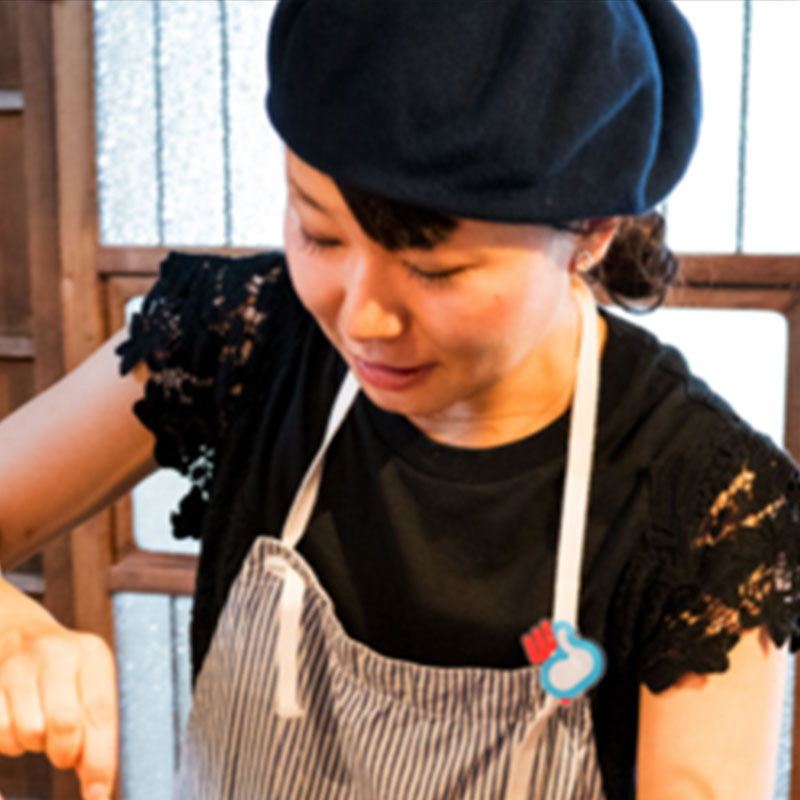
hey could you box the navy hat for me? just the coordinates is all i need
[266,0,701,224]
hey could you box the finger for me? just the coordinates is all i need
[76,636,118,798]
[38,639,84,769]
[0,689,24,756]
[2,656,46,752]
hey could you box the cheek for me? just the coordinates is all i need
[418,291,511,360]
[420,280,562,368]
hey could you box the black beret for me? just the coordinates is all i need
[265,0,701,223]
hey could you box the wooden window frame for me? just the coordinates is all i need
[7,1,800,797]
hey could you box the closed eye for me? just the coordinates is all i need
[400,260,465,284]
[298,227,464,286]
[298,228,341,251]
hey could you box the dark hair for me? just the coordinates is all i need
[336,179,678,313]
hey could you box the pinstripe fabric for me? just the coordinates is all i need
[174,538,605,799]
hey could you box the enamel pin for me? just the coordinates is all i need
[521,619,606,704]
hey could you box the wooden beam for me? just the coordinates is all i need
[664,286,795,312]
[678,254,800,287]
[97,245,270,276]
[52,0,103,368]
[0,112,32,366]
[3,570,45,596]
[0,335,34,359]
[109,549,198,596]
[785,297,800,800]
[19,3,111,797]
[591,283,796,313]
[0,89,22,111]
[0,0,21,89]
[19,0,65,390]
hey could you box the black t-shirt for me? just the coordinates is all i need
[117,251,800,799]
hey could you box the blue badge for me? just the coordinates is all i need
[521,619,606,703]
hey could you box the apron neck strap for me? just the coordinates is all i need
[279,368,360,549]
[551,276,600,627]
[280,277,601,631]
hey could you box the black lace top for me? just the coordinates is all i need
[116,250,800,800]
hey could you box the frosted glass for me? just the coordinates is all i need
[132,469,201,555]
[113,594,176,800]
[605,306,788,445]
[94,0,159,245]
[226,0,286,247]
[743,1,800,253]
[776,657,796,800]
[172,597,194,739]
[667,0,743,253]
[159,0,226,244]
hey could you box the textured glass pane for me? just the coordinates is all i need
[159,0,226,244]
[743,0,800,253]
[606,307,787,443]
[126,296,200,554]
[172,597,194,738]
[113,594,176,800]
[667,1,743,253]
[775,657,795,800]
[94,0,159,245]
[227,0,286,247]
[132,469,201,555]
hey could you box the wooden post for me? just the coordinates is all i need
[19,1,114,798]
[785,297,800,800]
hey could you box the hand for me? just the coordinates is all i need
[0,615,117,800]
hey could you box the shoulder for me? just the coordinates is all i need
[113,250,320,537]
[117,249,301,369]
[116,249,311,417]
[602,311,800,691]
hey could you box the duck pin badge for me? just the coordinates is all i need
[521,619,606,704]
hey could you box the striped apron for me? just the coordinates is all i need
[174,276,607,799]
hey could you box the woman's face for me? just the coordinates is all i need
[282,147,589,442]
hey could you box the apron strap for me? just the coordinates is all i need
[279,369,361,549]
[505,695,561,799]
[266,556,307,718]
[551,277,600,628]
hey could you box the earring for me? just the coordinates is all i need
[572,250,594,274]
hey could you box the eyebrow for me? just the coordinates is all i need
[288,177,331,215]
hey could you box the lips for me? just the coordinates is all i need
[358,359,428,372]
[354,357,435,390]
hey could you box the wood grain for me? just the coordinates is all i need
[109,549,199,596]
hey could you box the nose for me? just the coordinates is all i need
[341,255,404,342]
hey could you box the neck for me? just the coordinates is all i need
[407,302,606,450]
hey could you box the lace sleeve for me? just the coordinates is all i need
[114,250,292,539]
[620,416,800,693]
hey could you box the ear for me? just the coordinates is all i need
[569,217,621,273]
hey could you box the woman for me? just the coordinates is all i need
[0,1,797,798]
